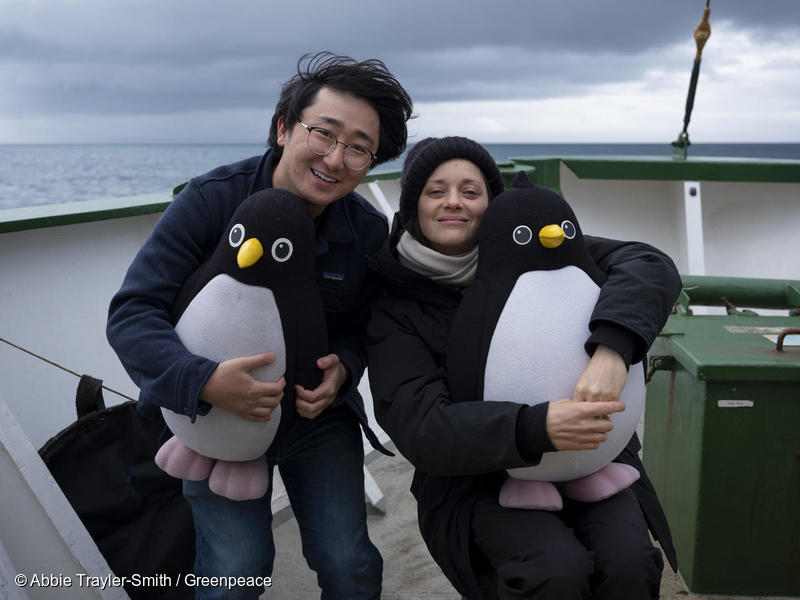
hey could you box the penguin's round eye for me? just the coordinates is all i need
[229,224,245,247]
[561,220,576,239]
[513,225,533,245]
[271,238,293,262]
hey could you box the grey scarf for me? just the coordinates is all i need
[396,231,478,287]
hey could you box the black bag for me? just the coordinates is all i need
[39,375,195,599]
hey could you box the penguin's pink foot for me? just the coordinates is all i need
[499,478,563,511]
[155,436,214,481]
[208,456,269,501]
[561,463,640,503]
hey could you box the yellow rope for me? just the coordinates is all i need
[695,2,712,61]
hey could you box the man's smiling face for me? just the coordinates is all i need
[272,86,380,217]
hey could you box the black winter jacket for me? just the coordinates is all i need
[367,222,679,598]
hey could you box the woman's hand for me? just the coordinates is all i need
[572,344,628,403]
[546,398,626,451]
[544,344,629,450]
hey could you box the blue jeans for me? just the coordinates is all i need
[183,405,382,599]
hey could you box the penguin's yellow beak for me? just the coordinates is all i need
[237,238,263,269]
[538,224,565,248]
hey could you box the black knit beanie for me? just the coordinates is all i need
[398,136,505,231]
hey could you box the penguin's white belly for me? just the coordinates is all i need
[161,273,286,461]
[484,266,644,481]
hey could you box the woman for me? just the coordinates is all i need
[367,136,680,599]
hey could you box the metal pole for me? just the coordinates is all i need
[672,1,712,160]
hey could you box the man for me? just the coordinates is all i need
[106,52,413,599]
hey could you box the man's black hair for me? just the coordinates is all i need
[268,52,414,167]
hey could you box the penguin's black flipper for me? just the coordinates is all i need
[447,280,489,404]
[279,278,327,393]
[170,261,215,324]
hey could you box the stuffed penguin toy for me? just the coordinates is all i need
[155,188,327,501]
[447,172,643,511]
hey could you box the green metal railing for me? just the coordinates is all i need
[676,275,800,316]
[2,155,799,234]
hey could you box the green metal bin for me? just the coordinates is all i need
[643,275,800,596]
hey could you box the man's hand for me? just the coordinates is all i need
[199,353,285,421]
[295,353,349,419]
[545,398,626,451]
[572,344,628,403]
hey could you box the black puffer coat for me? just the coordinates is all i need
[367,222,679,598]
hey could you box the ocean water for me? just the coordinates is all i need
[1,142,799,210]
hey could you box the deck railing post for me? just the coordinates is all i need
[683,180,706,276]
[367,181,396,224]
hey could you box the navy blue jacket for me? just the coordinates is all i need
[107,150,390,453]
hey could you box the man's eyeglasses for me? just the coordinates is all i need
[297,122,377,171]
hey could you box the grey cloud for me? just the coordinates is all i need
[1,0,797,121]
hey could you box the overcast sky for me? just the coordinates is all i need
[2,0,799,145]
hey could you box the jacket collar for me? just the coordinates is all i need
[315,196,356,244]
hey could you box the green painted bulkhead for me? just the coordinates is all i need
[644,276,800,596]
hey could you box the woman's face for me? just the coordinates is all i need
[417,159,489,256]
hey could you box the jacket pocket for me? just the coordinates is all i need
[318,280,364,314]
